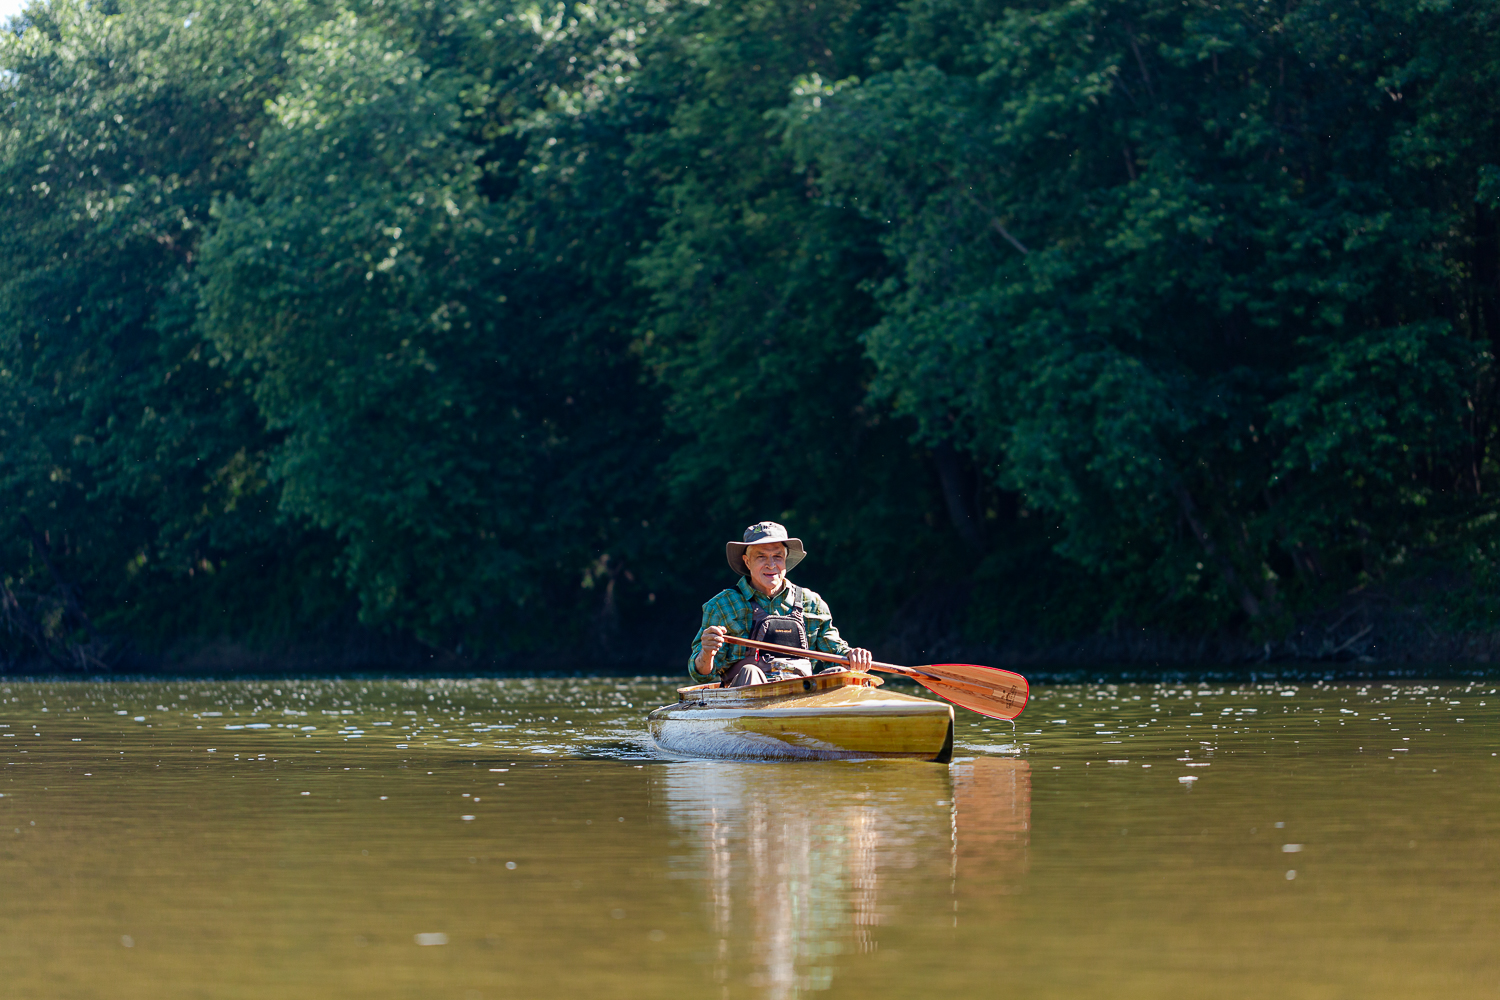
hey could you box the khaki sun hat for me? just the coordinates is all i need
[726,521,807,577]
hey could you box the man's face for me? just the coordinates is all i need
[744,543,788,596]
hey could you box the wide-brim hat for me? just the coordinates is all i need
[726,521,806,577]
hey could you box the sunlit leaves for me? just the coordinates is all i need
[788,0,1500,630]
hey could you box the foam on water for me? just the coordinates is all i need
[0,677,1495,997]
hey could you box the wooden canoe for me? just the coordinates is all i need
[647,670,954,762]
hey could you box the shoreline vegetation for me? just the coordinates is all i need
[29,586,1500,677]
[3,0,1500,675]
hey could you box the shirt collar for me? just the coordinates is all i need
[737,576,790,603]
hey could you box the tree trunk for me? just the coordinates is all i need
[1171,482,1262,620]
[932,444,984,547]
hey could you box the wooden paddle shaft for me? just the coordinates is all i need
[721,634,914,675]
[722,632,1029,721]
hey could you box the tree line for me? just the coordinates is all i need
[2,0,1498,671]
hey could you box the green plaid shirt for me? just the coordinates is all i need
[688,577,852,682]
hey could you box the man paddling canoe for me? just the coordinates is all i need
[691,521,874,687]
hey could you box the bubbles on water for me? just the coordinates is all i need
[120,935,134,948]
[1286,870,1296,880]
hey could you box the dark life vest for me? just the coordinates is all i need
[748,587,808,663]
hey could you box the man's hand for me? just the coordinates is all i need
[845,646,873,669]
[701,625,728,656]
[696,625,729,675]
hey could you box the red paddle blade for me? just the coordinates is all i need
[909,663,1029,721]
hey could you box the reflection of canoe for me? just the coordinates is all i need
[657,758,958,991]
[647,671,954,762]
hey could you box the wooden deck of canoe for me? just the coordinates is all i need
[647,671,954,762]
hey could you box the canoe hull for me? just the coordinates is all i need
[648,672,954,762]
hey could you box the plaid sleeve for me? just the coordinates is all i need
[688,589,749,682]
[802,589,852,658]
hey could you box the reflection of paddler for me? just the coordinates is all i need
[657,761,954,996]
[952,758,1031,893]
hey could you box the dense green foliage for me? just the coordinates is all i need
[1,0,1498,669]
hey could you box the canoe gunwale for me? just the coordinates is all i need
[675,670,883,705]
[652,701,952,721]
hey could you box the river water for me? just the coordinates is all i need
[1,676,1496,999]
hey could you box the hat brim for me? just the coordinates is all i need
[726,538,806,577]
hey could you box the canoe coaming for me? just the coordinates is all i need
[649,671,954,762]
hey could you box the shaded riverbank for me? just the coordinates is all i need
[12,570,1500,678]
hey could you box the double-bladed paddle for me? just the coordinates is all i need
[721,635,1029,721]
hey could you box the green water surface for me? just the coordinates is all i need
[0,677,1496,999]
